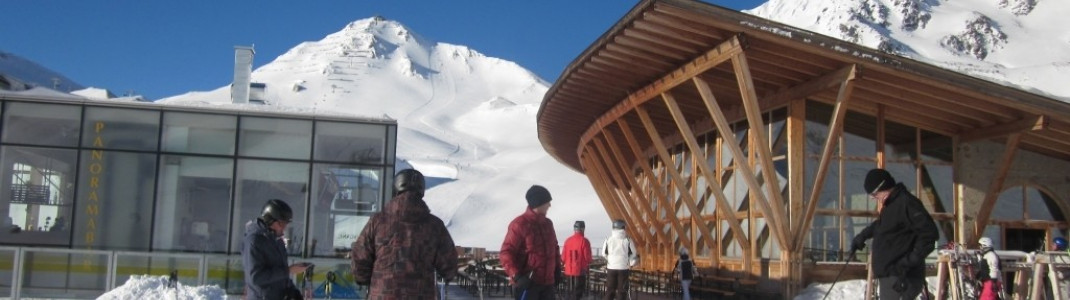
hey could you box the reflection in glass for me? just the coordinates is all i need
[73,150,157,251]
[232,159,309,255]
[154,156,234,253]
[309,164,383,257]
[0,146,77,247]
[2,102,81,147]
[239,117,312,160]
[314,121,385,163]
[162,112,237,155]
[81,107,160,151]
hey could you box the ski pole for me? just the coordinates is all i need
[823,250,857,300]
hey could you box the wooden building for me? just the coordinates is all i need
[536,0,1070,297]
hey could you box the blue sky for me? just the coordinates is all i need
[1,0,765,100]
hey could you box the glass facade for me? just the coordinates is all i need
[0,99,396,258]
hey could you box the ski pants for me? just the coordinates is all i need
[514,283,554,300]
[879,275,923,300]
[565,274,587,300]
[681,279,692,300]
[980,280,1000,300]
[604,269,630,300]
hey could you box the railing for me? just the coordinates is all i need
[0,246,351,299]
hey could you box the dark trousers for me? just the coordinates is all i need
[565,274,587,300]
[604,269,630,300]
[514,283,554,300]
[879,276,923,300]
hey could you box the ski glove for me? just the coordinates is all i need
[850,236,866,252]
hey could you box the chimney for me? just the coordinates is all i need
[231,45,255,104]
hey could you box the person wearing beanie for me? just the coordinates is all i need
[851,168,939,300]
[672,250,695,300]
[561,220,592,300]
[500,185,560,300]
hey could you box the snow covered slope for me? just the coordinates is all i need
[748,0,1070,100]
[158,17,607,249]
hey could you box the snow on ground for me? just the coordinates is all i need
[793,277,944,300]
[97,275,226,300]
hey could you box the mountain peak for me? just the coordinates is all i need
[748,0,1070,101]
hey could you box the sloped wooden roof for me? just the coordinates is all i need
[537,0,1070,172]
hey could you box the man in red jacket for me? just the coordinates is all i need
[562,220,592,300]
[500,185,561,300]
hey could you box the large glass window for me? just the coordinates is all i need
[73,150,157,251]
[309,164,383,257]
[81,107,160,151]
[239,117,311,160]
[231,159,309,255]
[162,112,237,155]
[0,146,77,247]
[2,102,81,147]
[154,155,233,253]
[314,121,386,163]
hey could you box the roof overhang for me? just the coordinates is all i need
[538,0,1070,172]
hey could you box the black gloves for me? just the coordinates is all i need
[554,266,563,286]
[513,272,531,290]
[850,237,866,252]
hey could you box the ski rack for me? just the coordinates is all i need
[935,246,1069,300]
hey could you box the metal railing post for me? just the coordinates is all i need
[12,247,23,300]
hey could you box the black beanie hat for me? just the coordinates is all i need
[864,168,896,193]
[526,185,552,208]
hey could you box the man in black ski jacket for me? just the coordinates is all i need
[851,169,939,300]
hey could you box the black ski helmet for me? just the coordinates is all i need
[394,169,425,196]
[260,199,293,225]
[612,219,626,229]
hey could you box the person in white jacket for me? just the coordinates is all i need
[601,219,637,300]
[976,237,1001,300]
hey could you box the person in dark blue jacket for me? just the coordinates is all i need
[242,199,309,300]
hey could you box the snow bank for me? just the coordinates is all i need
[97,275,226,300]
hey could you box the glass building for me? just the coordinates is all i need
[0,93,396,297]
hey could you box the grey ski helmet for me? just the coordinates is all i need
[612,219,626,229]
[260,199,293,225]
[394,169,425,196]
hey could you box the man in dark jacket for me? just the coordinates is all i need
[242,199,310,300]
[350,169,458,299]
[500,185,561,300]
[851,169,939,300]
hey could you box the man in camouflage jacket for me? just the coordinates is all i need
[350,169,458,299]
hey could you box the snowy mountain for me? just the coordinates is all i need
[156,17,607,249]
[747,0,1070,100]
[0,51,84,92]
